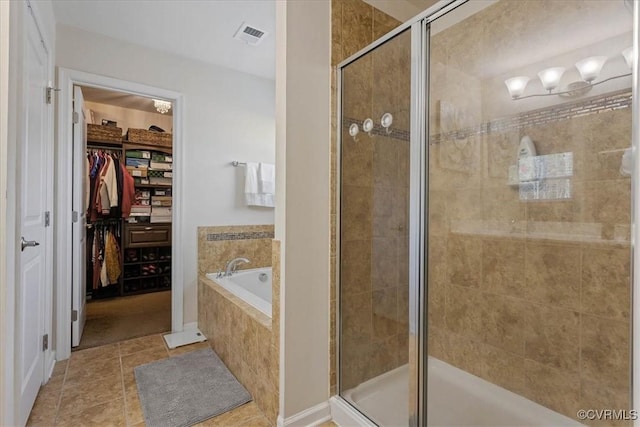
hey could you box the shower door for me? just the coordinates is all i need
[426,0,634,425]
[338,28,419,426]
[338,0,636,425]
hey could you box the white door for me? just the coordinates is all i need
[71,86,87,347]
[17,5,49,425]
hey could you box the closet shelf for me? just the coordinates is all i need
[133,184,172,189]
[124,259,171,266]
[123,272,171,281]
[123,141,172,153]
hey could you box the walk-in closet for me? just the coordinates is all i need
[74,85,174,350]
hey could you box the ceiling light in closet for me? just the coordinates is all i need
[153,99,172,114]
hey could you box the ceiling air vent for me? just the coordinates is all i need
[233,22,268,46]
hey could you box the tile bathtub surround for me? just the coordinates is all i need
[26,335,270,427]
[199,276,278,425]
[198,239,280,425]
[198,225,274,275]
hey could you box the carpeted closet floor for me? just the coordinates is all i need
[74,291,171,351]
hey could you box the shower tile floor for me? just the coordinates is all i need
[26,334,275,427]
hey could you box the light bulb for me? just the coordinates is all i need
[575,56,607,83]
[537,67,565,92]
[504,76,530,99]
[623,47,633,70]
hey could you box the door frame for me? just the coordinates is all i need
[55,68,185,360]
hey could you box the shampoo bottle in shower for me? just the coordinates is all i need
[518,135,536,158]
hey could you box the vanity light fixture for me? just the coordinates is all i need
[575,56,607,82]
[505,52,632,100]
[504,76,530,99]
[537,67,565,92]
[153,99,172,114]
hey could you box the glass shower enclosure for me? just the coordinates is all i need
[337,0,637,425]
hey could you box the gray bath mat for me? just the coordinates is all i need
[135,348,252,427]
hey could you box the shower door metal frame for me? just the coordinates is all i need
[334,1,468,426]
[631,0,640,420]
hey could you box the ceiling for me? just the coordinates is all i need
[81,86,173,116]
[52,0,276,80]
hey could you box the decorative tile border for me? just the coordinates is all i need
[431,89,631,144]
[206,231,274,241]
[342,89,631,144]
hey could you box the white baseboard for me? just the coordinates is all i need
[45,351,56,381]
[329,396,375,427]
[277,401,332,427]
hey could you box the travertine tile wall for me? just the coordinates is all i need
[197,238,281,425]
[330,0,403,394]
[427,1,632,424]
[197,225,274,275]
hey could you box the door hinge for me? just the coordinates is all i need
[46,86,60,105]
[72,310,78,322]
[44,211,50,227]
[72,111,79,124]
[42,334,49,351]
[72,211,78,223]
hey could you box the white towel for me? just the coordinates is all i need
[244,162,274,207]
[258,162,275,194]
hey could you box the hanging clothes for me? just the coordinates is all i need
[88,221,122,289]
[121,162,135,218]
[105,230,121,284]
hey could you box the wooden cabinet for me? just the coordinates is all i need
[124,224,171,248]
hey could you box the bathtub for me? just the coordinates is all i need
[205,267,272,317]
[341,357,582,426]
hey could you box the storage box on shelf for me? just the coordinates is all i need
[87,124,123,144]
[124,141,172,224]
[126,128,172,147]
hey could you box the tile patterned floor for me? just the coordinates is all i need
[26,334,273,427]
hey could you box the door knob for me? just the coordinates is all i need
[21,237,40,252]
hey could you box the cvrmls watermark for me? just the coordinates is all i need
[577,409,638,421]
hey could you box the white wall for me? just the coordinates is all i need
[56,25,275,325]
[83,101,174,135]
[276,0,331,419]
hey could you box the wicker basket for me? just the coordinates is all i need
[87,124,123,144]
[127,128,172,147]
